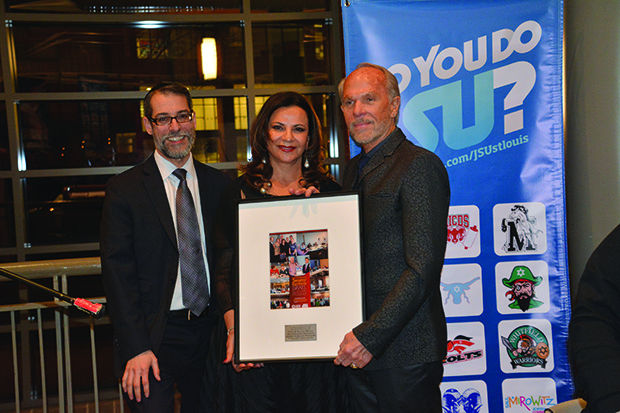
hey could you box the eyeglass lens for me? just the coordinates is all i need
[152,112,192,125]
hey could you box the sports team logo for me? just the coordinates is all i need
[444,322,486,377]
[501,325,549,369]
[502,377,557,412]
[445,335,478,362]
[493,202,547,256]
[442,388,483,413]
[498,319,554,373]
[443,278,480,305]
[441,380,488,413]
[446,205,481,258]
[495,261,550,314]
[441,264,483,317]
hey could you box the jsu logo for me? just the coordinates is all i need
[392,20,542,152]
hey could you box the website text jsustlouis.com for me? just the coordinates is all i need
[444,134,529,168]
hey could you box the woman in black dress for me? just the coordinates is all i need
[210,92,344,412]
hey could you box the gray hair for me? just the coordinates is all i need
[338,62,401,124]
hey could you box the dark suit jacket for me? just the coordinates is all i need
[100,154,229,376]
[343,128,450,370]
[569,224,620,412]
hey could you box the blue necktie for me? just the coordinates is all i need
[172,168,210,316]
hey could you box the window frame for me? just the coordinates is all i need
[0,0,347,260]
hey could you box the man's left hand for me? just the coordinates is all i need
[335,331,373,368]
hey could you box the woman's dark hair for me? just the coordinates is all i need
[243,91,330,191]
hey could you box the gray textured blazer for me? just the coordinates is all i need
[343,128,450,370]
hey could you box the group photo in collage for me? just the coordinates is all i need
[269,230,330,309]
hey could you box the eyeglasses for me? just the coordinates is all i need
[148,111,194,126]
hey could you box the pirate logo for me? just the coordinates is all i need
[501,325,550,369]
[442,388,483,413]
[502,266,544,312]
[442,277,480,305]
[500,205,543,252]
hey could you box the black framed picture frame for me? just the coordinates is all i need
[235,192,364,363]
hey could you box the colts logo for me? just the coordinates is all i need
[442,388,483,413]
[500,205,543,253]
[447,214,479,250]
[444,335,483,364]
[442,277,480,305]
[501,325,550,369]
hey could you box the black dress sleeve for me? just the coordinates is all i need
[318,178,342,193]
[213,178,243,314]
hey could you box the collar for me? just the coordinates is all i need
[358,136,388,171]
[154,151,196,181]
[357,127,406,166]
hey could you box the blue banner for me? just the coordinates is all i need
[342,1,570,411]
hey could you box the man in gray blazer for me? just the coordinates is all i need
[335,63,450,412]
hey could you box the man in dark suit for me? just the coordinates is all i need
[101,82,228,412]
[302,257,312,274]
[335,63,450,412]
[569,224,620,412]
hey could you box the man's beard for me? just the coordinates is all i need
[516,294,533,312]
[349,118,394,147]
[156,131,196,160]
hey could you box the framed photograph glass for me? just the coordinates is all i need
[235,192,364,363]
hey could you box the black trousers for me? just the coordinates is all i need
[345,361,444,413]
[229,361,346,413]
[127,309,215,413]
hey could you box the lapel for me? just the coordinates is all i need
[358,128,406,182]
[142,155,177,248]
[195,160,212,242]
[344,155,361,189]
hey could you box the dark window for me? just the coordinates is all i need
[20,96,248,169]
[0,179,14,248]
[0,102,8,170]
[253,22,331,87]
[14,23,245,93]
[24,176,111,245]
[251,0,329,13]
[6,0,241,14]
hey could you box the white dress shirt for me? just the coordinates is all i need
[154,151,211,311]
